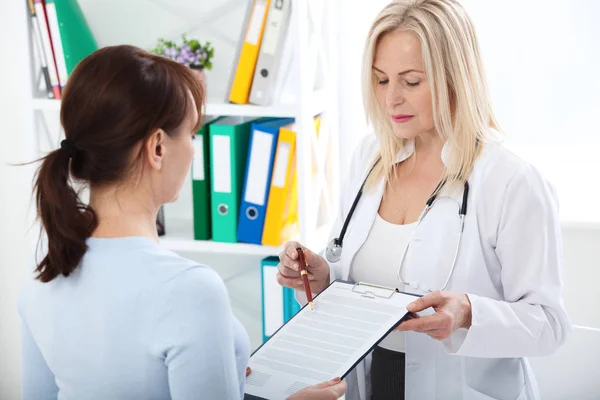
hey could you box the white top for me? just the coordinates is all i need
[350,213,416,352]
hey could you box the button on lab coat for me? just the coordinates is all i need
[296,132,571,400]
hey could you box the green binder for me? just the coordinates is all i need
[192,117,221,241]
[53,0,97,75]
[209,116,266,243]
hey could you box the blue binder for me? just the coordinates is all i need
[237,118,294,244]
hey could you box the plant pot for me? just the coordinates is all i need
[191,68,207,95]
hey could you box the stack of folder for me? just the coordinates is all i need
[191,115,304,247]
[28,0,97,99]
[227,0,293,106]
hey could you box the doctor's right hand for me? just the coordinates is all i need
[286,377,347,400]
[277,241,330,295]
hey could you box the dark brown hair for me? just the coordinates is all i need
[34,45,204,282]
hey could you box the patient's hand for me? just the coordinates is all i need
[286,378,347,400]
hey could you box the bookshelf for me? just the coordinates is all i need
[28,0,341,258]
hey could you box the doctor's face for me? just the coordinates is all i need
[373,29,435,140]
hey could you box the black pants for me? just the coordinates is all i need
[370,346,405,400]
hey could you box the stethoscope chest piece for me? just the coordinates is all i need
[326,238,343,263]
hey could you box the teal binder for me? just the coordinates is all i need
[261,256,301,342]
[283,286,301,322]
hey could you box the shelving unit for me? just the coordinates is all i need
[29,0,340,258]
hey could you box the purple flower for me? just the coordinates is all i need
[180,44,193,61]
[163,47,178,59]
[192,54,201,67]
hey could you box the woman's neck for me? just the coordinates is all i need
[88,184,159,242]
[414,129,444,161]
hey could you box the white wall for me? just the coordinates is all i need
[335,0,391,170]
[0,1,37,398]
[460,0,600,225]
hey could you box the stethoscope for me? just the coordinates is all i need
[325,158,470,292]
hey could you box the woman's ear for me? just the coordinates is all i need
[145,129,165,170]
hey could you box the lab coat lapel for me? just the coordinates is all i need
[339,178,385,281]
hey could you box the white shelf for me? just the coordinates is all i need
[157,218,334,256]
[31,97,325,118]
[32,98,61,111]
[159,219,283,256]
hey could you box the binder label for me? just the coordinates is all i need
[246,0,268,46]
[245,130,274,205]
[262,2,285,56]
[212,135,232,193]
[192,135,205,181]
[272,142,291,188]
[263,264,284,337]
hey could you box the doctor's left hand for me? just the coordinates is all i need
[396,291,472,341]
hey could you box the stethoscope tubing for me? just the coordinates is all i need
[326,157,470,292]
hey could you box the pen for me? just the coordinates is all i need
[296,247,314,310]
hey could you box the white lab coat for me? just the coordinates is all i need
[296,132,571,400]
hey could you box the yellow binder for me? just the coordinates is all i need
[229,0,271,104]
[262,123,298,246]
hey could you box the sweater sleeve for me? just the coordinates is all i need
[20,319,59,400]
[152,266,242,400]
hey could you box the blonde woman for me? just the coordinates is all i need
[277,0,571,399]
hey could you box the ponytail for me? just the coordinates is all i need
[34,146,97,282]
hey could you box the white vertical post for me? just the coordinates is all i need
[325,0,340,226]
[0,1,38,398]
[294,0,315,246]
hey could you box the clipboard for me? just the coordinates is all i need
[244,280,420,400]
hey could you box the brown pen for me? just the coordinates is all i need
[296,247,314,310]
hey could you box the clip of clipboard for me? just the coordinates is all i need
[352,281,399,299]
[352,281,423,299]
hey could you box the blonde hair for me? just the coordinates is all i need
[362,0,499,189]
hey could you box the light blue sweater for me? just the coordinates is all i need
[18,237,251,400]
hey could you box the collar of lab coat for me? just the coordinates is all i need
[393,139,451,166]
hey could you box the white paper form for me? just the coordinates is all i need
[245,281,417,400]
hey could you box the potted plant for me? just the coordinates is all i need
[150,35,214,92]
